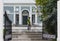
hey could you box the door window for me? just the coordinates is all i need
[32,14,35,24]
[16,14,19,25]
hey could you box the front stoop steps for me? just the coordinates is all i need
[10,31,52,41]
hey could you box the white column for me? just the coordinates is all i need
[13,6,15,25]
[0,0,3,41]
[35,13,37,25]
[19,6,22,25]
[57,1,60,41]
[30,6,32,25]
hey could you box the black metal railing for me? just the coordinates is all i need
[3,11,12,41]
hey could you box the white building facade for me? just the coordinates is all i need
[3,0,42,32]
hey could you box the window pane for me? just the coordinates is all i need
[32,7,36,13]
[7,14,14,23]
[32,14,35,24]
[4,6,14,13]
[15,14,19,25]
[37,15,42,23]
[21,6,30,11]
[15,6,19,12]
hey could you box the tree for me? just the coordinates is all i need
[36,0,48,18]
[36,0,57,35]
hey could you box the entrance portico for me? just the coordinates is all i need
[3,0,42,32]
[22,10,29,25]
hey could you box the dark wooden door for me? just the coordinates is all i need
[22,16,28,25]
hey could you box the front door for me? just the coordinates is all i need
[22,10,29,25]
[22,16,28,25]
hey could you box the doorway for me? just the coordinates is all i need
[22,10,29,25]
[22,16,28,25]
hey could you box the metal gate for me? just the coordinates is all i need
[3,11,12,41]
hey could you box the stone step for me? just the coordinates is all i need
[13,25,41,27]
[25,33,42,34]
[11,39,31,41]
[25,32,42,34]
[12,32,42,37]
[30,40,52,41]
[27,36,42,38]
[12,32,41,34]
[12,34,42,36]
[12,35,42,38]
[25,32,42,39]
[12,32,42,35]
[11,31,45,41]
[28,35,42,39]
[10,39,52,41]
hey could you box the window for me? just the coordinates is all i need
[37,15,42,23]
[32,6,36,13]
[15,6,19,12]
[32,14,35,24]
[7,14,14,23]
[15,6,19,25]
[21,6,30,11]
[4,6,14,13]
[15,14,19,25]
[4,6,14,24]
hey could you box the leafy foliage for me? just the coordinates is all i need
[36,0,57,36]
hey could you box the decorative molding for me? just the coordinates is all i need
[4,3,36,5]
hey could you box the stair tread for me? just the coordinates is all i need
[11,32,44,41]
[10,39,52,41]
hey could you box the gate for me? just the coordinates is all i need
[3,11,12,41]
